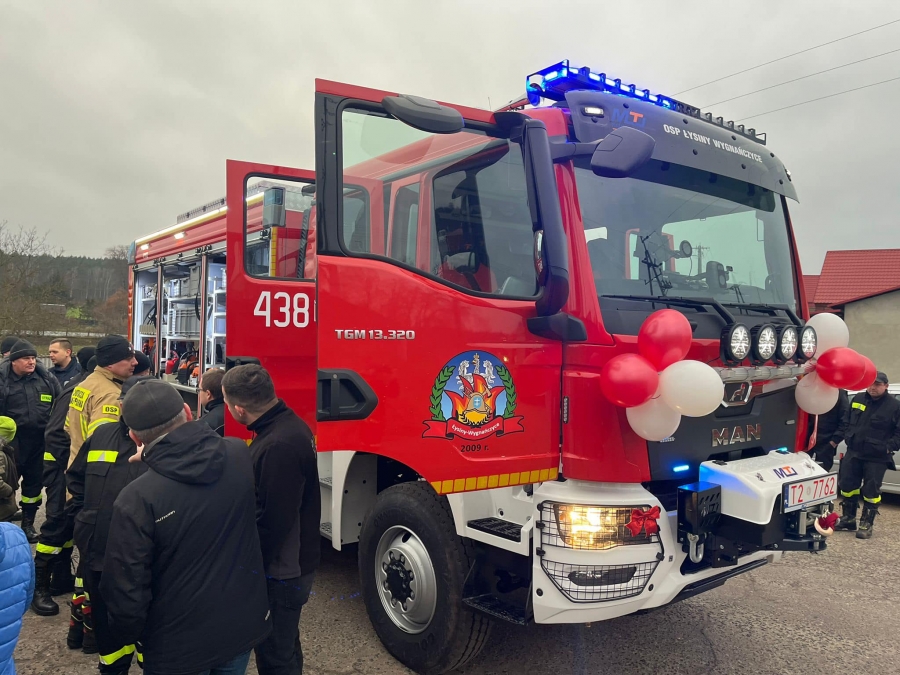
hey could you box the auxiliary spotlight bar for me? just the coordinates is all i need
[525,60,766,146]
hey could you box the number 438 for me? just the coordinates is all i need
[254,291,312,328]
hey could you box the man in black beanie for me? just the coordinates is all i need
[66,336,136,471]
[102,380,271,674]
[132,351,151,378]
[0,339,61,542]
[31,346,96,619]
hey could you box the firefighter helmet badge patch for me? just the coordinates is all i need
[423,351,524,441]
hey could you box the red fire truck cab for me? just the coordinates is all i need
[128,62,834,674]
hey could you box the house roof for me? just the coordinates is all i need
[812,249,900,306]
[803,275,820,303]
[833,285,900,308]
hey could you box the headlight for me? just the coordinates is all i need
[721,323,751,364]
[751,323,777,363]
[798,325,817,362]
[554,504,621,550]
[777,325,798,362]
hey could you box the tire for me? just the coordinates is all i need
[358,482,492,674]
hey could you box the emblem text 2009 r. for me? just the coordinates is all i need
[712,424,761,447]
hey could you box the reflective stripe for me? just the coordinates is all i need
[20,495,42,504]
[74,577,84,589]
[80,415,89,440]
[136,650,144,664]
[43,452,54,461]
[87,450,119,463]
[35,543,62,555]
[63,539,74,549]
[86,418,115,435]
[852,402,867,411]
[864,495,882,504]
[99,644,135,665]
[841,489,860,497]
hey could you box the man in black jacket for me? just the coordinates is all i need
[49,338,82,388]
[31,347,95,618]
[805,388,850,471]
[222,364,320,675]
[101,379,270,675]
[68,375,150,674]
[0,339,62,542]
[835,371,900,539]
[198,368,226,437]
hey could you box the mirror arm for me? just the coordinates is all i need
[549,139,600,162]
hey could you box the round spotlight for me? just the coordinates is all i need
[798,325,817,362]
[722,323,751,363]
[751,324,778,363]
[777,326,799,362]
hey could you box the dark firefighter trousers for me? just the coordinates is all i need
[839,455,889,508]
[13,428,45,519]
[84,570,140,673]
[34,456,73,569]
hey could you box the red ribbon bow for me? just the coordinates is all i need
[625,506,661,537]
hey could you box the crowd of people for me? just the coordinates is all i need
[0,334,319,675]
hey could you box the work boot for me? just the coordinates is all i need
[10,510,22,521]
[67,595,85,650]
[834,498,858,531]
[50,553,75,596]
[20,517,38,544]
[856,504,878,540]
[30,564,60,616]
[82,599,98,654]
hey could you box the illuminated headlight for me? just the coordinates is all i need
[798,325,817,362]
[553,504,622,550]
[721,323,751,364]
[776,326,799,362]
[751,323,777,363]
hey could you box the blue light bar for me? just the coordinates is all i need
[524,60,766,145]
[526,60,692,113]
[673,464,690,473]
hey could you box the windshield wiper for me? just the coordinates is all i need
[719,302,802,326]
[601,294,735,324]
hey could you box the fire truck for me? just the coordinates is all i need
[128,61,835,674]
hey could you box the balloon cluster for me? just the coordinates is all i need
[600,310,724,441]
[795,313,875,414]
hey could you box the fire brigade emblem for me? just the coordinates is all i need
[423,351,524,441]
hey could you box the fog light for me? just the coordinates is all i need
[751,323,777,363]
[721,323,751,364]
[798,325,817,362]
[568,566,637,587]
[777,325,799,362]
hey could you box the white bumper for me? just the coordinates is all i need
[532,451,831,624]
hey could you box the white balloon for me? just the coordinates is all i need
[659,360,725,417]
[626,394,682,442]
[795,372,839,414]
[806,313,850,355]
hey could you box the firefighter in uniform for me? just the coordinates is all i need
[835,371,900,539]
[65,335,136,653]
[0,339,61,542]
[31,347,95,617]
[67,376,149,674]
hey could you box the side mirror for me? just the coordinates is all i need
[590,126,656,178]
[382,94,464,134]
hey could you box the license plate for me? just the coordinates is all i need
[782,473,838,513]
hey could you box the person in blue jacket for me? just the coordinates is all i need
[0,521,35,674]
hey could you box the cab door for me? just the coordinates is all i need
[224,162,318,436]
[314,80,563,494]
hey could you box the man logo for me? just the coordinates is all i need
[711,424,761,446]
[729,383,749,403]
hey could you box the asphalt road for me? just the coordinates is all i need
[15,495,900,675]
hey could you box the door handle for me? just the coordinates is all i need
[317,369,378,421]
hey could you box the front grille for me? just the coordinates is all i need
[540,559,659,602]
[539,502,660,551]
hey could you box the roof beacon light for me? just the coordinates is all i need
[526,60,765,145]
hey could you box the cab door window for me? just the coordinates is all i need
[244,178,315,279]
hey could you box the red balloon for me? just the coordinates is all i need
[815,347,867,389]
[638,309,693,371]
[600,354,660,408]
[850,356,877,390]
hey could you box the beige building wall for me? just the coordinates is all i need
[843,289,900,380]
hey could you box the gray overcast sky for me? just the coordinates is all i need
[1,0,898,273]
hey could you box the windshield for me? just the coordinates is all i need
[574,158,797,311]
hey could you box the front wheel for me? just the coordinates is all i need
[359,482,492,674]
